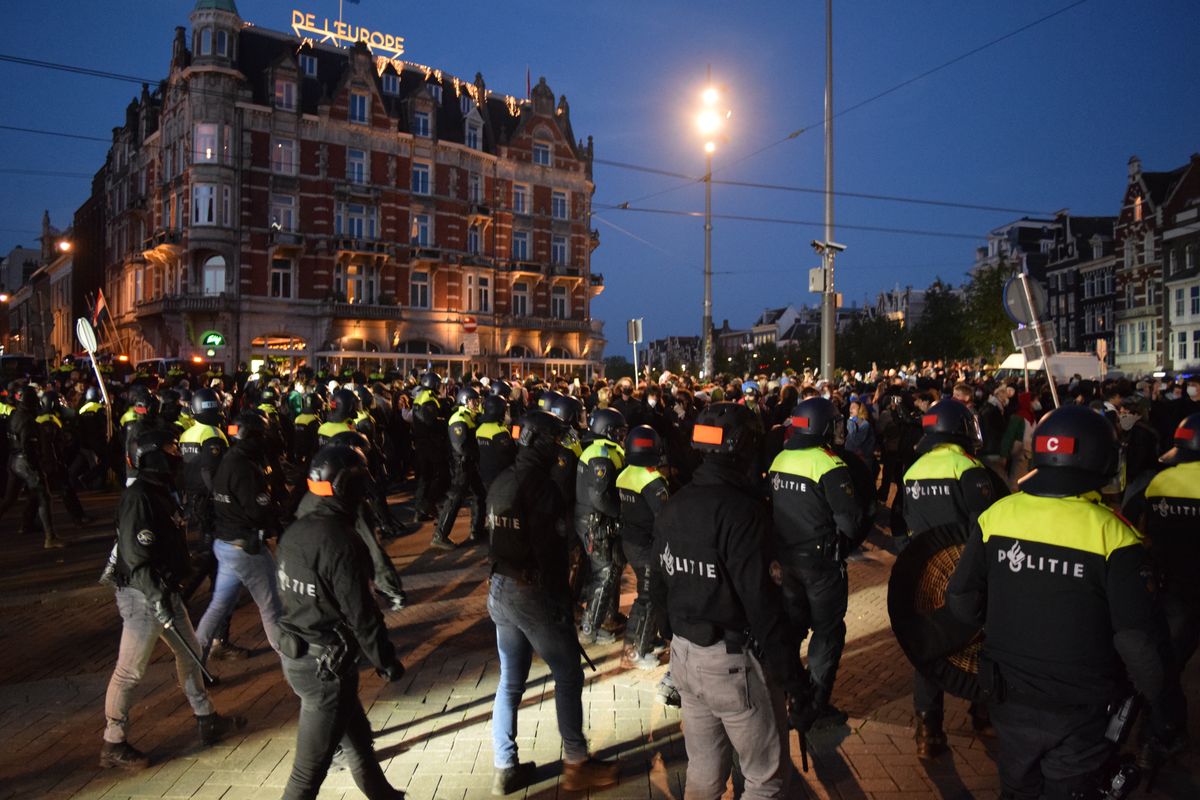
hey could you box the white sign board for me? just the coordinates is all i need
[463,332,481,356]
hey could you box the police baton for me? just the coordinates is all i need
[161,621,218,687]
[577,641,598,673]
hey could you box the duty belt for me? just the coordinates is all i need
[492,562,539,586]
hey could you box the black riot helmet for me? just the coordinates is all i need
[546,393,584,429]
[229,409,268,443]
[18,385,38,410]
[160,388,182,412]
[514,410,567,463]
[354,385,374,413]
[260,384,280,406]
[537,389,563,414]
[132,428,182,476]
[302,392,325,415]
[625,425,663,467]
[1019,404,1118,497]
[84,385,102,404]
[306,443,370,507]
[40,390,62,415]
[419,372,442,392]
[327,388,360,423]
[330,429,372,453]
[128,384,158,416]
[190,388,223,426]
[491,379,512,399]
[916,399,982,454]
[1162,411,1200,466]
[589,408,627,443]
[691,401,762,461]
[787,397,838,447]
[480,394,507,423]
[455,386,481,407]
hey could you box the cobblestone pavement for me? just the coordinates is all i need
[1,487,1197,799]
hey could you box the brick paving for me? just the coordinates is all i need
[0,488,1197,799]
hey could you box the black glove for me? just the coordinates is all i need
[787,693,819,735]
[152,597,176,628]
[378,661,406,682]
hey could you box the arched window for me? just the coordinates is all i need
[201,255,225,296]
[506,345,533,358]
[546,346,572,359]
[397,339,444,354]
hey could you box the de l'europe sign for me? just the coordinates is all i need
[290,9,405,60]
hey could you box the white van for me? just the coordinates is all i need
[996,352,1105,384]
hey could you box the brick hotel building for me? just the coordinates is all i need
[101,0,605,377]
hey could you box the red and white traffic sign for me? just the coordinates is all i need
[463,316,477,334]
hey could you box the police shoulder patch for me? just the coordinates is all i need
[594,463,607,478]
[256,493,271,506]
[136,529,155,546]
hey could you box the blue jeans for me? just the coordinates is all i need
[194,539,283,653]
[487,575,588,768]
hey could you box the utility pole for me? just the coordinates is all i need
[702,64,715,380]
[819,0,837,381]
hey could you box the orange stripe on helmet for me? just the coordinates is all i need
[307,478,335,496]
[692,424,724,445]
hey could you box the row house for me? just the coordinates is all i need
[1162,154,1200,372]
[640,335,701,374]
[101,0,605,378]
[1043,212,1115,359]
[972,217,1058,281]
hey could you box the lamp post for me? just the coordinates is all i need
[818,0,837,381]
[696,68,728,380]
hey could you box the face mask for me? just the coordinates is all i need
[647,397,658,408]
[1189,386,1199,400]
[821,392,831,400]
[1032,401,1042,412]
[1118,414,1137,431]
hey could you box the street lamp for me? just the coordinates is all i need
[696,68,729,380]
[57,239,72,253]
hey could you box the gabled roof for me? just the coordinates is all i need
[1143,165,1188,207]
[755,307,788,326]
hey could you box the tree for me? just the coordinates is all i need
[839,315,908,372]
[963,258,1015,360]
[910,277,967,361]
[602,355,634,379]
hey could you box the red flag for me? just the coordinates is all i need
[92,288,109,326]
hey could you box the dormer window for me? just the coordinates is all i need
[465,121,481,150]
[382,73,399,95]
[274,79,296,111]
[1093,241,1103,261]
[349,93,369,125]
[533,142,551,166]
[299,53,317,77]
[460,95,473,115]
[413,111,431,138]
[428,83,442,103]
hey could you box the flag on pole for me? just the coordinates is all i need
[526,67,531,99]
[92,288,109,327]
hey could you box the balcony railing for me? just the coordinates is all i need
[333,237,389,256]
[329,301,405,321]
[270,230,305,249]
[135,293,236,317]
[590,272,604,286]
[142,229,182,251]
[498,314,590,332]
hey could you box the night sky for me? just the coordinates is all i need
[1,0,1196,346]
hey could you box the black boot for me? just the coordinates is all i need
[99,741,150,770]
[429,534,456,551]
[196,712,247,746]
[914,712,947,758]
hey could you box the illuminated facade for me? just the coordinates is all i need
[103,0,605,377]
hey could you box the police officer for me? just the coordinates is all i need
[194,411,284,658]
[486,410,618,795]
[317,388,359,445]
[291,392,323,466]
[411,372,449,521]
[351,384,402,537]
[36,389,91,525]
[475,394,516,491]
[72,385,109,490]
[429,386,486,549]
[901,398,1001,754]
[1128,411,1200,769]
[276,444,407,800]
[124,385,173,485]
[655,402,805,799]
[541,391,587,593]
[767,397,863,730]
[616,425,670,668]
[946,405,1168,800]
[178,389,233,627]
[0,386,63,547]
[101,429,244,770]
[575,408,627,643]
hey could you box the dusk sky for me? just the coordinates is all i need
[1,0,1196,347]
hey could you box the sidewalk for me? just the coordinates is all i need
[0,489,1196,799]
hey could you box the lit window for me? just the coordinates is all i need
[382,73,399,95]
[551,285,568,318]
[411,213,431,247]
[299,53,317,77]
[533,142,551,166]
[1134,196,1143,221]
[202,255,225,296]
[512,183,528,214]
[270,194,296,231]
[465,121,481,150]
[511,281,529,317]
[274,79,296,111]
[271,138,297,175]
[411,161,431,195]
[467,224,480,255]
[350,93,369,124]
[511,231,529,261]
[270,258,293,299]
[194,123,218,163]
[410,271,429,308]
[192,184,217,225]
[335,262,376,304]
[551,235,567,265]
[413,111,431,137]
[552,191,568,220]
[347,148,367,184]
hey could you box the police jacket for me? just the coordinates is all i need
[447,407,480,467]
[291,412,320,463]
[124,416,175,480]
[212,440,280,545]
[487,447,568,599]
[277,499,397,672]
[616,464,669,548]
[7,405,40,460]
[77,401,108,453]
[574,437,625,530]
[550,433,582,510]
[654,454,802,691]
[179,423,227,494]
[902,443,998,535]
[476,420,516,488]
[412,389,447,443]
[767,443,862,557]
[946,491,1166,708]
[1142,461,1200,602]
[316,419,354,447]
[115,475,191,610]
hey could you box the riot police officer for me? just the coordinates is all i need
[767,397,863,730]
[575,408,627,643]
[180,389,227,553]
[411,372,449,521]
[541,391,587,596]
[901,398,1002,754]
[475,394,516,491]
[73,385,109,490]
[946,405,1168,800]
[101,429,245,770]
[0,386,63,547]
[655,402,805,799]
[430,386,486,549]
[616,425,670,668]
[317,388,359,446]
[124,385,173,486]
[291,392,323,466]
[194,411,284,658]
[486,410,618,795]
[36,389,90,525]
[276,444,407,800]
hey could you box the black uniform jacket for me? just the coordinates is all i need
[116,475,191,609]
[767,443,862,556]
[902,443,1000,535]
[487,448,568,599]
[276,500,396,671]
[212,440,280,543]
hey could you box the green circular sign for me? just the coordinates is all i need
[199,330,226,347]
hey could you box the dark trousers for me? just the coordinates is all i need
[990,700,1110,800]
[779,557,848,704]
[436,464,486,541]
[621,538,663,657]
[579,520,624,634]
[914,672,945,723]
[281,654,397,800]
[413,442,447,516]
[0,455,55,536]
